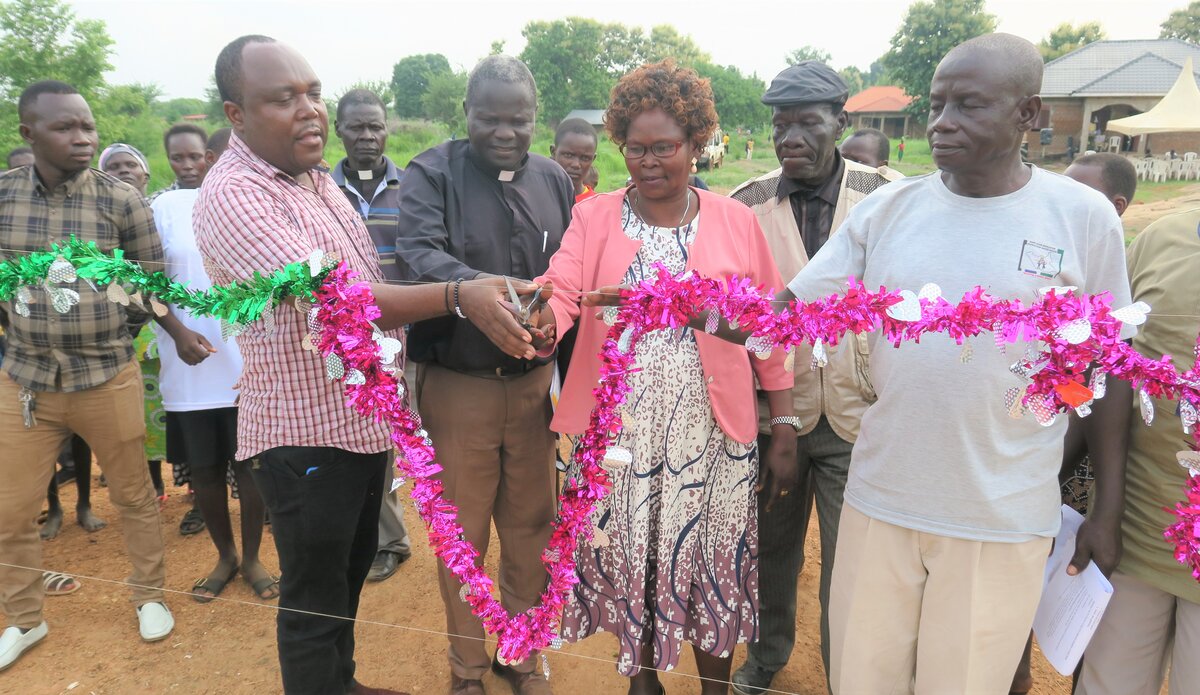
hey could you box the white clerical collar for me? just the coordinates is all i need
[498,170,515,182]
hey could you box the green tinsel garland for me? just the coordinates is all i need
[0,237,325,326]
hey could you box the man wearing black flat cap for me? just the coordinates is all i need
[729,61,901,695]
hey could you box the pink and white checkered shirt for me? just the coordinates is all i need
[195,132,392,460]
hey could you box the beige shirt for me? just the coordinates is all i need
[1122,207,1200,604]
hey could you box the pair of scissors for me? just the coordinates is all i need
[502,276,548,330]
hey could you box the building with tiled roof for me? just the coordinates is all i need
[844,85,919,138]
[1038,39,1200,157]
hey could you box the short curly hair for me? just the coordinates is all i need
[605,60,717,150]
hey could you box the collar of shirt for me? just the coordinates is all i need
[776,150,845,206]
[466,144,529,182]
[227,131,329,195]
[330,155,403,188]
[31,165,90,198]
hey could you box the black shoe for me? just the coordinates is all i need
[366,549,410,582]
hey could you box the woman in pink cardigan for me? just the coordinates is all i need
[533,61,798,695]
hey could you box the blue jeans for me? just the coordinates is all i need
[745,417,851,690]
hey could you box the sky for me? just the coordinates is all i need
[71,0,1189,100]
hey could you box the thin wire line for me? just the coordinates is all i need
[1,560,807,694]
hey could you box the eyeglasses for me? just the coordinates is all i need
[619,140,684,160]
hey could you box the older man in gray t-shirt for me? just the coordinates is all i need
[781,34,1135,694]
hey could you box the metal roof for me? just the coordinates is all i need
[1042,39,1200,97]
[562,109,605,126]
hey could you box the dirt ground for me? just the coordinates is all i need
[1123,183,1200,236]
[6,475,1080,695]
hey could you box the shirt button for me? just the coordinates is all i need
[706,375,714,384]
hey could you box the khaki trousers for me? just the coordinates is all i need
[1076,570,1200,695]
[416,363,556,680]
[828,504,1051,695]
[0,360,164,628]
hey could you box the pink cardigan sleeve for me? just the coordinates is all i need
[744,212,794,393]
[534,204,587,343]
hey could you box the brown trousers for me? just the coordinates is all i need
[0,360,164,628]
[416,363,556,680]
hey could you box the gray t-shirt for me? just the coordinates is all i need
[788,166,1134,542]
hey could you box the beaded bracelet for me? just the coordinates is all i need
[453,278,466,319]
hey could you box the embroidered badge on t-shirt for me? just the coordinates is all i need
[1018,240,1064,279]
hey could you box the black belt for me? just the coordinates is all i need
[441,361,543,379]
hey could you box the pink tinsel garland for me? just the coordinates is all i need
[311,263,1200,662]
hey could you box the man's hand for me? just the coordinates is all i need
[459,277,552,360]
[174,329,216,366]
[757,430,799,513]
[1069,516,1122,578]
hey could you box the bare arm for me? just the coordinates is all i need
[1069,375,1131,577]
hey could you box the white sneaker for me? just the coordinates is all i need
[0,622,48,671]
[136,602,174,642]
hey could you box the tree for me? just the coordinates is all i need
[520,18,624,123]
[784,45,833,65]
[421,70,468,135]
[839,66,866,95]
[882,0,996,115]
[390,53,452,119]
[155,97,206,124]
[1039,21,1105,61]
[640,25,711,67]
[0,0,115,151]
[1160,1,1200,43]
[694,62,769,129]
[331,79,394,119]
[489,40,506,55]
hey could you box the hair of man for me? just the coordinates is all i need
[6,146,33,169]
[18,80,79,121]
[163,123,209,153]
[206,127,232,154]
[214,34,278,104]
[554,117,598,147]
[336,89,386,121]
[846,128,890,164]
[465,54,537,108]
[1070,152,1138,203]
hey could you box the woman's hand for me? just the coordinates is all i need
[758,427,800,513]
[581,284,629,308]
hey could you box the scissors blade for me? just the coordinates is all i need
[504,276,521,308]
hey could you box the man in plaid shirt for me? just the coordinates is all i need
[0,80,216,671]
[197,36,547,695]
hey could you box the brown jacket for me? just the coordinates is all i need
[730,159,903,442]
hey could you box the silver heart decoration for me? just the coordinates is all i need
[149,297,168,318]
[389,474,405,493]
[704,310,720,335]
[812,339,829,369]
[345,369,366,385]
[377,337,404,365]
[308,249,326,277]
[617,327,634,354]
[1181,400,1197,434]
[917,282,942,303]
[105,282,129,306]
[307,307,321,333]
[590,526,611,548]
[602,445,633,469]
[745,336,773,355]
[16,286,34,305]
[783,349,796,373]
[220,320,244,341]
[49,287,80,314]
[959,340,974,364]
[602,306,620,327]
[1139,388,1155,426]
[885,290,921,322]
[1075,403,1092,417]
[542,654,550,679]
[459,583,472,603]
[993,326,1007,355]
[325,353,345,381]
[13,299,29,317]
[1090,371,1108,400]
[129,291,144,309]
[1176,450,1200,475]
[1027,394,1058,427]
[1004,386,1026,419]
[47,256,76,284]
[300,333,318,352]
[261,304,276,337]
[549,636,564,650]
[1055,318,1092,345]
[1109,301,1151,326]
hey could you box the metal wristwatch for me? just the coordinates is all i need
[769,416,803,434]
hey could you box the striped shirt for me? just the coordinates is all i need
[194,133,392,460]
[331,156,404,281]
[0,165,161,391]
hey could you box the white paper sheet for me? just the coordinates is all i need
[1032,505,1114,675]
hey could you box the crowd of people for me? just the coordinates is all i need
[0,28,1195,695]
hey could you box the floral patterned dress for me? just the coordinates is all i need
[561,199,760,676]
